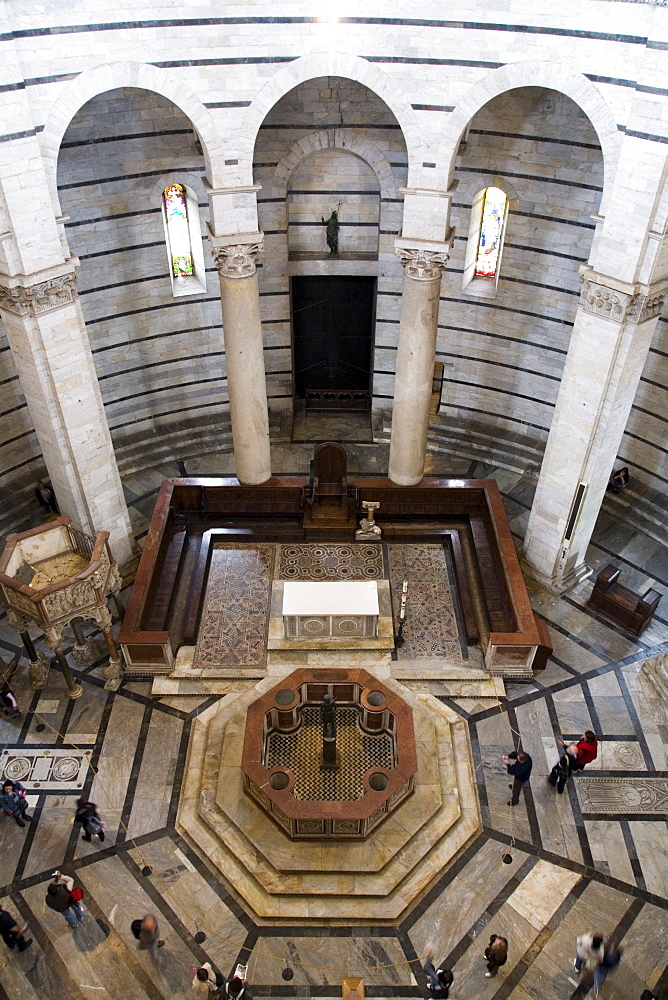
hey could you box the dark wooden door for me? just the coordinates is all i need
[291,276,376,397]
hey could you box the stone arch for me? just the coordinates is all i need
[268,129,398,203]
[238,51,422,187]
[433,60,620,214]
[39,61,224,212]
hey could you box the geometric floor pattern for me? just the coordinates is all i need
[194,544,274,670]
[388,543,462,660]
[0,456,666,1000]
[266,706,395,800]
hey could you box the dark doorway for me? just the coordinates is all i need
[291,276,376,407]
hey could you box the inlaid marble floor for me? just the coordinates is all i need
[0,455,666,1000]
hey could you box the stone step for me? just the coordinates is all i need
[176,681,481,920]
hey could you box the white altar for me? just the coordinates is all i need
[282,581,379,639]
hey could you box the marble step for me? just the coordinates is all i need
[176,684,481,920]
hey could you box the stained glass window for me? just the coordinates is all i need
[474,187,507,278]
[163,183,194,277]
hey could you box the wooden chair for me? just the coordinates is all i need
[304,442,356,528]
[312,442,348,510]
[587,563,660,635]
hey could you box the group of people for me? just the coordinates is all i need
[423,934,508,995]
[424,929,622,997]
[576,931,624,998]
[2,781,104,842]
[503,730,599,805]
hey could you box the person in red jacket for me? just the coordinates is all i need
[574,731,598,770]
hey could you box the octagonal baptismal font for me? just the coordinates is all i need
[242,671,416,840]
[177,666,480,921]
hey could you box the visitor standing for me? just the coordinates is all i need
[423,950,454,995]
[224,976,248,1000]
[574,931,604,974]
[0,904,32,952]
[484,934,508,978]
[45,872,84,928]
[503,749,533,806]
[35,479,59,515]
[192,962,225,996]
[1,779,32,827]
[75,799,105,842]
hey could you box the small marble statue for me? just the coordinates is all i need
[356,501,381,539]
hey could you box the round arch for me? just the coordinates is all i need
[268,129,399,202]
[237,51,422,187]
[432,60,621,213]
[39,60,224,213]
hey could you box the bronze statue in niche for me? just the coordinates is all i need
[321,204,341,254]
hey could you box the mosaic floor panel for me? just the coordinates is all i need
[277,543,384,581]
[0,746,91,790]
[194,544,274,670]
[265,706,394,800]
[387,544,461,660]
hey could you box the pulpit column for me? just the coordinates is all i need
[388,243,450,486]
[211,236,271,485]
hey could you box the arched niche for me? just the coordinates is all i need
[287,149,380,260]
[39,61,221,218]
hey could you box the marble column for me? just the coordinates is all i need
[0,263,136,571]
[211,237,271,485]
[523,271,666,592]
[388,245,449,486]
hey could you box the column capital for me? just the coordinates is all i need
[210,233,265,279]
[0,259,79,317]
[579,266,667,325]
[394,236,452,281]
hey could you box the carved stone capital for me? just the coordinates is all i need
[395,247,449,281]
[0,272,78,316]
[43,625,65,651]
[6,608,30,633]
[580,279,632,323]
[627,289,666,324]
[212,239,264,279]
[90,605,113,631]
[580,277,666,325]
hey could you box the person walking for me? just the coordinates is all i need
[1,779,32,827]
[574,931,604,974]
[133,914,164,960]
[45,872,84,928]
[503,749,532,806]
[548,742,579,794]
[591,942,623,997]
[75,799,105,842]
[423,950,454,996]
[1,681,21,719]
[0,904,32,952]
[484,934,508,978]
[192,962,225,996]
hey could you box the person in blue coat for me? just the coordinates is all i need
[503,749,533,806]
[1,780,32,827]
